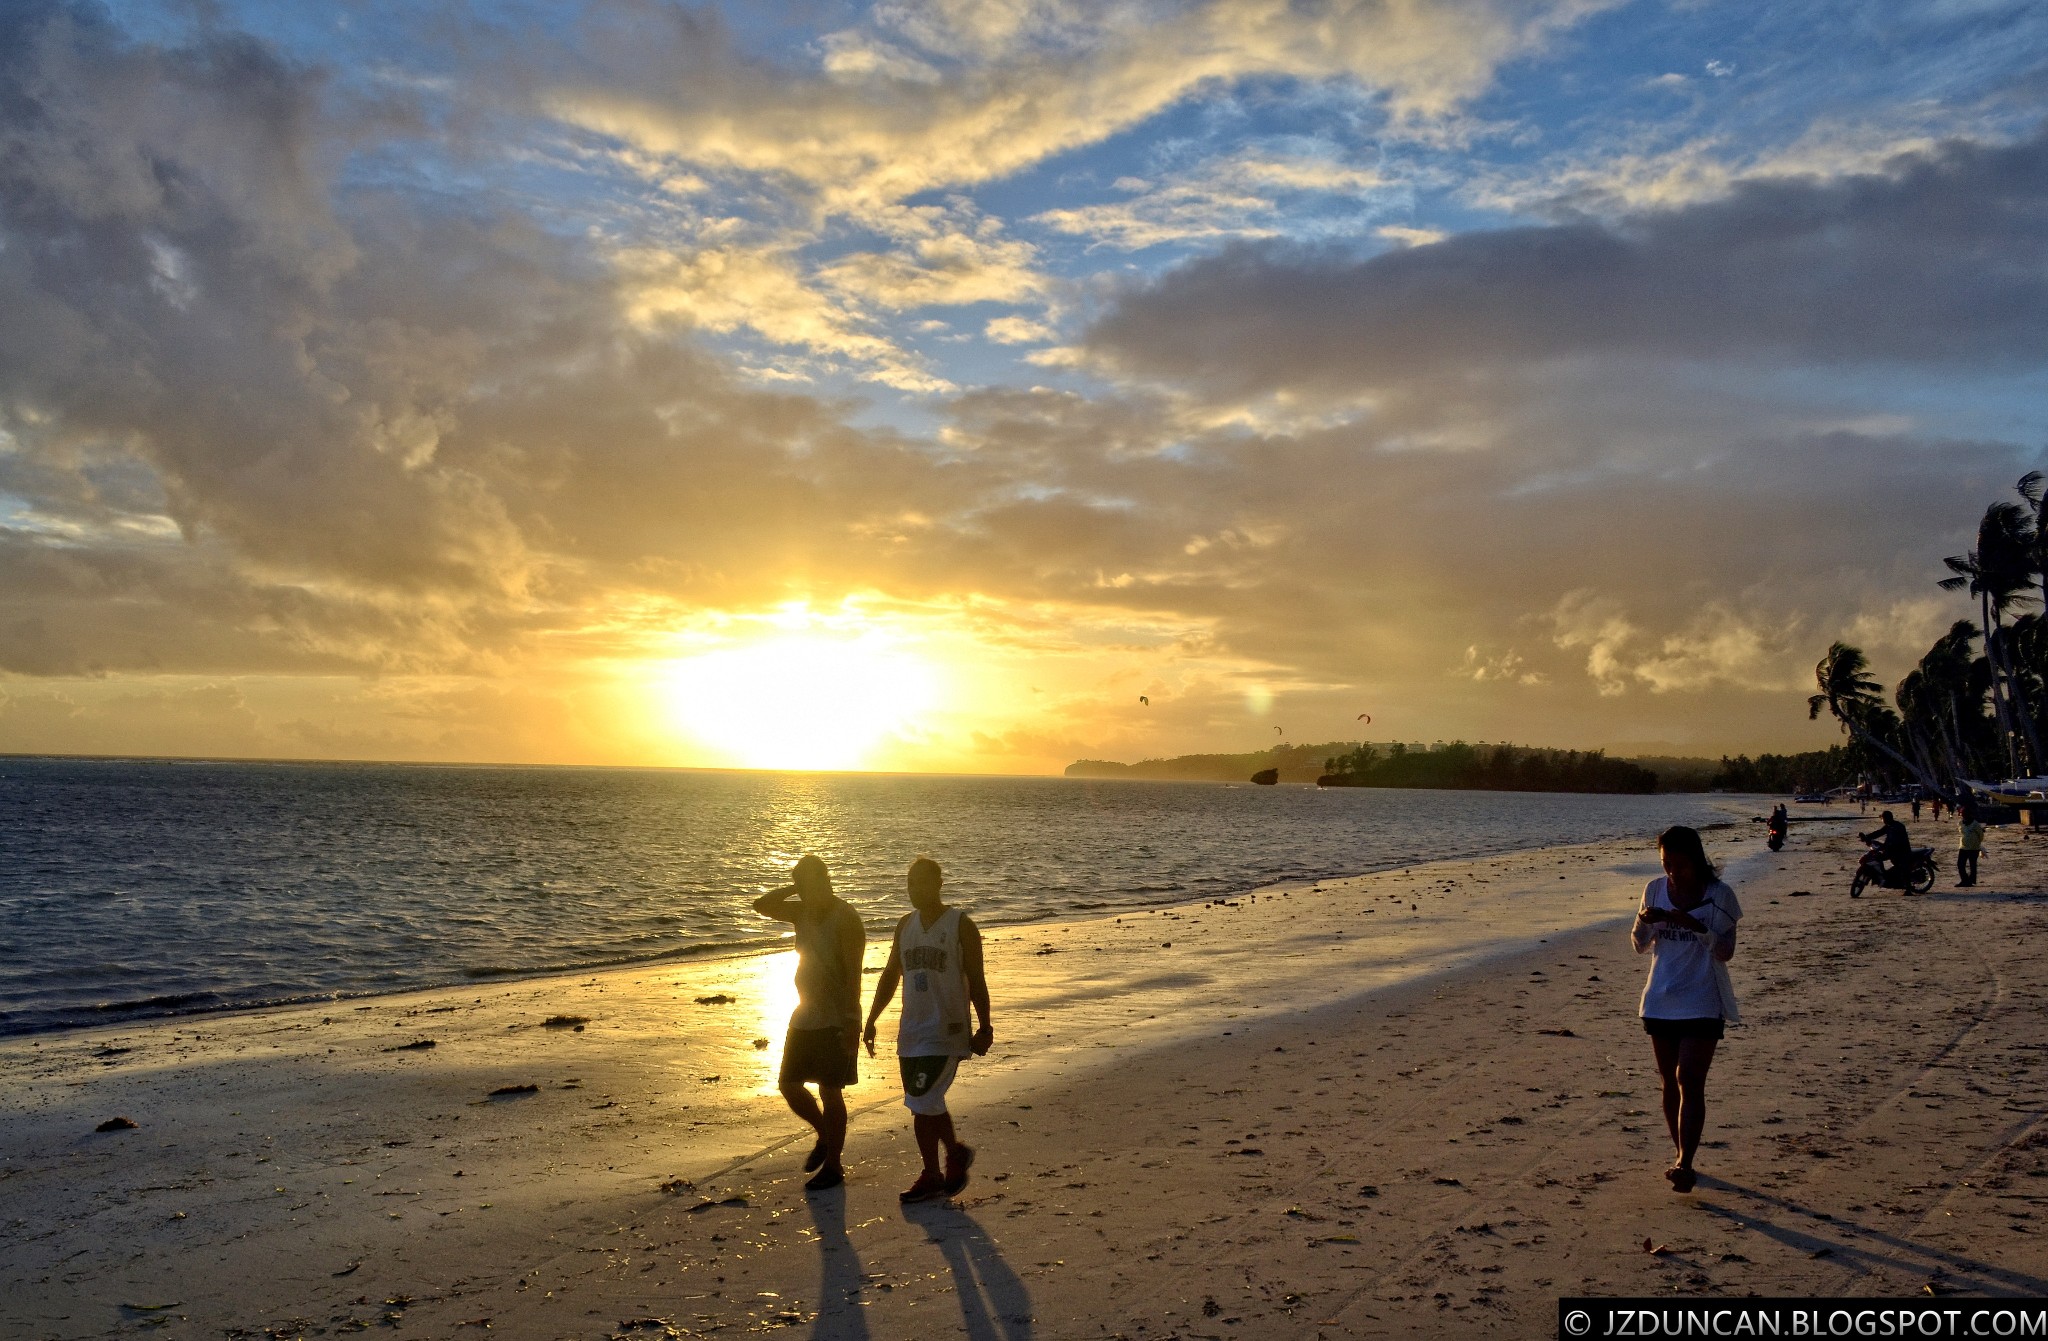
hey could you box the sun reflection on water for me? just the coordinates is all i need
[748,949,801,1096]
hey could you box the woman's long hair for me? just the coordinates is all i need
[1657,825,1718,883]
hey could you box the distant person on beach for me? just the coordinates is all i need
[1958,805,1986,888]
[754,854,866,1191]
[863,856,994,1204]
[1632,825,1741,1195]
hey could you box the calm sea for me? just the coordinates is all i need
[0,758,1752,1036]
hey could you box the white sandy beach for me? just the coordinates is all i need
[6,811,2048,1339]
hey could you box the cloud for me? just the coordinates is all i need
[1,0,2038,768]
[985,314,1057,343]
[545,0,1603,216]
[1376,224,1446,247]
[1084,128,2048,401]
[816,205,1044,309]
[1034,149,1393,250]
[1457,645,1545,686]
[615,242,952,389]
[1545,592,1810,698]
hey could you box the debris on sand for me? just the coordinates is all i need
[1643,1238,1671,1256]
[612,1321,685,1340]
[752,1038,770,1050]
[487,1083,539,1097]
[542,1015,589,1029]
[1537,1028,1577,1037]
[383,1039,437,1052]
[659,1178,694,1194]
[95,1116,139,1132]
[685,1195,749,1213]
[693,994,735,1006]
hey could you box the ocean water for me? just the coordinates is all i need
[0,758,1752,1036]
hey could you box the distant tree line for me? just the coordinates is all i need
[1808,471,2048,793]
[1318,741,1658,794]
[1707,746,1865,794]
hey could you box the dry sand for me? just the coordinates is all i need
[6,811,2048,1339]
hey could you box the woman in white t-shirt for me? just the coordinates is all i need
[1632,824,1741,1194]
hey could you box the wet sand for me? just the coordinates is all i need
[7,813,2048,1338]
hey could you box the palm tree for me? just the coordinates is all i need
[2018,470,2048,613]
[1911,620,1994,780]
[2014,469,2048,749]
[1808,642,1941,792]
[1940,501,2040,776]
[1893,669,1947,787]
[2007,613,2048,755]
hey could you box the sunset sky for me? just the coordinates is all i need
[3,0,2046,773]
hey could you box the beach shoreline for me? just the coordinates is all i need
[0,788,1776,1044]
[1,758,1770,1041]
[12,810,2044,1338]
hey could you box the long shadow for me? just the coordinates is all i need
[1916,890,2048,905]
[1692,1176,2048,1296]
[804,1186,871,1341]
[903,1203,1033,1341]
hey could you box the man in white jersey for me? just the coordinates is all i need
[862,856,993,1203]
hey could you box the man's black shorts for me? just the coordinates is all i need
[780,1025,858,1088]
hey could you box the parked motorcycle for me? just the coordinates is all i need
[1850,842,1935,897]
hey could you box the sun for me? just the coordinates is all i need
[657,632,943,771]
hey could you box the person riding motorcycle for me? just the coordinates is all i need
[1766,804,1788,851]
[1858,810,1912,884]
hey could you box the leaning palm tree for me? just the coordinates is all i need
[1893,669,1948,789]
[1809,642,1941,792]
[1940,501,2040,776]
[2019,470,2048,614]
[1913,620,1992,780]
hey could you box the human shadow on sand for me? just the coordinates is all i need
[1693,1177,2048,1295]
[1916,890,2048,905]
[804,1186,871,1341]
[901,1202,1033,1341]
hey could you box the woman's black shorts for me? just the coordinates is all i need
[1641,1016,1725,1041]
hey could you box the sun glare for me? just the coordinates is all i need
[658,632,943,771]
